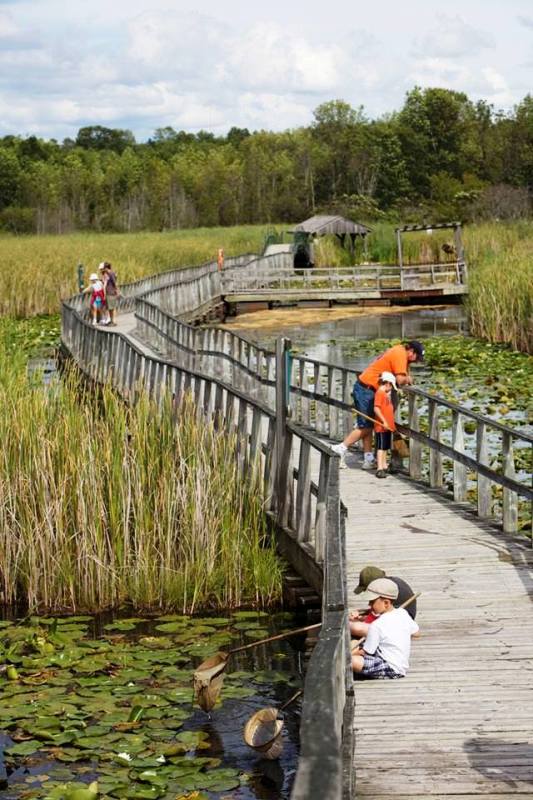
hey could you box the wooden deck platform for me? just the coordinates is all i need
[341,450,533,798]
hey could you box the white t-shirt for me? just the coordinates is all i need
[364,608,419,676]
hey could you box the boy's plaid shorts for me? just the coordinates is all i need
[362,652,403,679]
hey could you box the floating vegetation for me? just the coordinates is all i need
[342,335,532,424]
[0,611,303,799]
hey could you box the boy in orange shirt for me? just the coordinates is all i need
[374,370,396,478]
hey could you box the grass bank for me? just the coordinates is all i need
[0,324,282,613]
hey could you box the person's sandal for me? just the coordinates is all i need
[376,469,388,478]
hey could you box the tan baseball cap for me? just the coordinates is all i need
[365,578,399,601]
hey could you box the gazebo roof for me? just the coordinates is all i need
[292,215,371,236]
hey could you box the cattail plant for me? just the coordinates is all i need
[0,333,282,612]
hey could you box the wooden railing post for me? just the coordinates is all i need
[408,394,422,480]
[502,432,518,533]
[476,421,492,519]
[275,337,292,526]
[428,399,443,488]
[452,410,468,502]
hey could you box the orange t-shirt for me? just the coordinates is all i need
[374,386,396,433]
[358,344,408,390]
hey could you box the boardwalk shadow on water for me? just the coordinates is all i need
[464,738,533,788]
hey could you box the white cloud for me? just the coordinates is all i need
[0,1,529,139]
[416,14,493,59]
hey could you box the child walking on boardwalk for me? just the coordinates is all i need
[352,578,419,679]
[82,273,106,326]
[374,371,397,478]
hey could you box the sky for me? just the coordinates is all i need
[0,0,532,141]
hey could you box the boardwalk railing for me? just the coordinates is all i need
[221,260,468,295]
[132,292,532,538]
[61,296,354,800]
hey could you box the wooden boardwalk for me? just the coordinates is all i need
[341,450,533,798]
[80,309,533,798]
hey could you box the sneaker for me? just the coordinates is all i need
[92,320,97,326]
[376,469,388,478]
[361,457,376,471]
[331,443,347,469]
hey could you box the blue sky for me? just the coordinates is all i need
[0,0,532,140]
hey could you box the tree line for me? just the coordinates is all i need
[0,87,532,234]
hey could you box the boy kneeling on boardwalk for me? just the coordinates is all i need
[352,578,419,679]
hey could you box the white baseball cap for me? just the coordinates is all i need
[89,273,99,281]
[380,371,397,389]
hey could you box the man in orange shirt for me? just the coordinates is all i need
[332,340,424,469]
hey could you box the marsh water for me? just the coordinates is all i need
[236,305,468,372]
[0,609,308,800]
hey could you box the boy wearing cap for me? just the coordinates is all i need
[374,371,396,478]
[352,578,419,679]
[349,565,417,638]
[332,341,424,469]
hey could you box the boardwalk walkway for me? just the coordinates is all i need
[341,450,533,799]
[83,309,533,798]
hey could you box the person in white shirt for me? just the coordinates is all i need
[352,577,419,679]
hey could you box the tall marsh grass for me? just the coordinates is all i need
[464,222,533,353]
[0,226,265,317]
[0,333,282,613]
[3,220,531,351]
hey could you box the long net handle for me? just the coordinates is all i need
[279,689,303,713]
[351,592,420,653]
[353,403,408,440]
[229,622,321,656]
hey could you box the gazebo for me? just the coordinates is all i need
[290,215,371,268]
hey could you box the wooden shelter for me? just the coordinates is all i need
[293,215,370,238]
[291,215,371,267]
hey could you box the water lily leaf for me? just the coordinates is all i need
[52,747,91,763]
[220,685,254,699]
[154,622,188,633]
[135,770,168,787]
[138,637,173,650]
[232,621,264,631]
[231,611,268,620]
[104,621,139,632]
[5,739,41,756]
[124,786,164,799]
[176,731,210,748]
[243,628,269,639]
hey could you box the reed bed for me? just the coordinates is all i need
[464,222,533,353]
[0,226,265,317]
[2,220,531,351]
[0,334,282,613]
